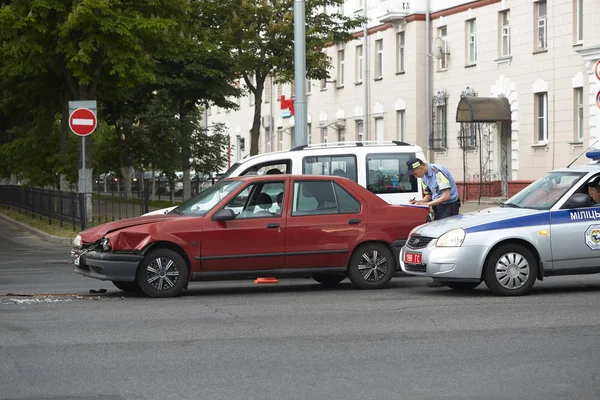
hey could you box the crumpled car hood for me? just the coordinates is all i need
[79,214,181,243]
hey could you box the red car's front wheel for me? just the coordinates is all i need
[136,249,189,298]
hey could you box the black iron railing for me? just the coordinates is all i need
[0,185,151,231]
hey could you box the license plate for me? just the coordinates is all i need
[404,252,422,265]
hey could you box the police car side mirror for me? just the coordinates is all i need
[563,193,594,209]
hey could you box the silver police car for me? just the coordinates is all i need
[400,151,600,296]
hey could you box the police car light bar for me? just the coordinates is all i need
[585,150,600,161]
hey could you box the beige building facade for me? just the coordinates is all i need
[206,0,600,196]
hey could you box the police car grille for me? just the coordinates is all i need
[407,236,434,249]
[404,264,426,273]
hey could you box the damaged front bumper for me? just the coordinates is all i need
[72,248,144,282]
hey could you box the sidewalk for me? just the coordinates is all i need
[460,200,502,214]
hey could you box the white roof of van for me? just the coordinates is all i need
[237,141,424,164]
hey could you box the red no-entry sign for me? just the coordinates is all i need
[69,108,97,136]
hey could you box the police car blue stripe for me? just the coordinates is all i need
[464,207,600,234]
[464,213,549,234]
[551,207,600,224]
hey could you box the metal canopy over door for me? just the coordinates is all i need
[455,91,513,202]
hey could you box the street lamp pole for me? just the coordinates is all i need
[293,0,307,147]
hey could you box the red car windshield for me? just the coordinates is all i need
[171,180,242,216]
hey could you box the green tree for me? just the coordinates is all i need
[223,0,366,155]
[0,0,187,192]
[154,0,240,199]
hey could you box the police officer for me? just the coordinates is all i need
[587,177,600,204]
[406,157,460,287]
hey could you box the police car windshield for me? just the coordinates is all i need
[502,171,585,210]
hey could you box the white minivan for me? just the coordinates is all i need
[144,141,427,215]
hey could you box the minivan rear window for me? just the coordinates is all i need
[366,153,418,194]
[302,155,357,182]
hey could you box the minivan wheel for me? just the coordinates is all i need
[483,244,537,296]
[347,243,395,290]
[136,249,188,298]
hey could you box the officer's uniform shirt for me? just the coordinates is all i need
[421,163,459,204]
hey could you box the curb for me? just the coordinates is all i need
[0,213,74,245]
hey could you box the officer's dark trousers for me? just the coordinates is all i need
[432,201,460,220]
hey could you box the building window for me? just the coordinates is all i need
[438,26,447,70]
[431,91,448,149]
[338,127,346,142]
[290,81,295,97]
[307,80,312,94]
[264,76,271,103]
[277,83,282,99]
[321,126,328,143]
[374,39,383,79]
[574,0,583,43]
[337,50,345,86]
[396,110,406,141]
[535,92,548,143]
[265,128,272,154]
[248,75,255,106]
[277,129,283,151]
[536,1,547,51]
[396,32,405,73]
[356,120,364,142]
[375,118,384,142]
[575,88,584,142]
[466,19,477,65]
[308,123,312,144]
[499,10,511,57]
[356,45,363,83]
[458,123,477,149]
[355,0,364,11]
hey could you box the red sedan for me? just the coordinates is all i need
[71,175,429,297]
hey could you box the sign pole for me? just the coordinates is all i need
[82,136,86,193]
[69,100,97,228]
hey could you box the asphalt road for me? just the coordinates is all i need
[1,218,600,400]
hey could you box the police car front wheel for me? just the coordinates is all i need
[483,244,537,296]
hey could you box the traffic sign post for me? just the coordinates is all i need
[69,101,97,227]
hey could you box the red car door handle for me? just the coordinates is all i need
[348,218,361,225]
[266,223,280,229]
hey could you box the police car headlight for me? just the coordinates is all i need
[436,228,466,247]
[72,234,82,248]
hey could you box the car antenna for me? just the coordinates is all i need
[566,140,599,168]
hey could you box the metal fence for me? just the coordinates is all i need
[88,190,150,227]
[0,185,151,231]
